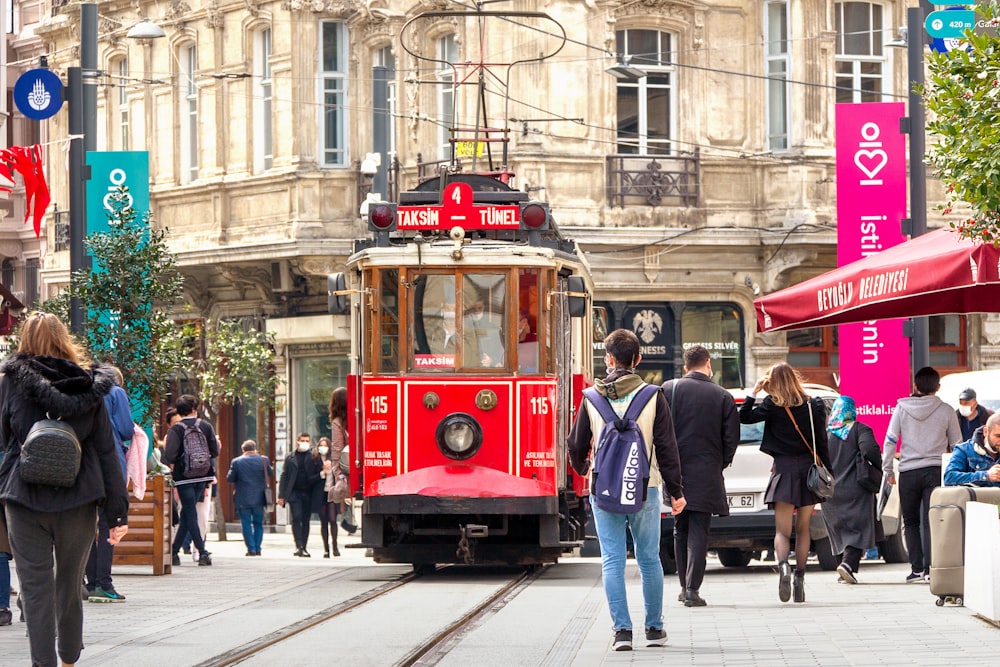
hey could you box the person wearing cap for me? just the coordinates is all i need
[956,387,993,442]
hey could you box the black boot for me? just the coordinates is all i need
[793,569,805,603]
[778,560,792,603]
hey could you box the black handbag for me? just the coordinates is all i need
[785,403,835,500]
[853,428,883,493]
[19,418,82,488]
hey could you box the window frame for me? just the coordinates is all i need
[834,1,888,104]
[320,21,348,167]
[764,0,790,151]
[436,34,457,161]
[614,28,676,156]
[117,57,129,151]
[254,27,273,172]
[374,45,397,162]
[178,43,199,183]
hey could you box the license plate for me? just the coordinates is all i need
[727,494,755,508]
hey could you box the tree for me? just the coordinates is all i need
[44,186,190,425]
[196,318,278,419]
[925,1,1000,243]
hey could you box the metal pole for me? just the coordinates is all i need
[907,6,930,371]
[69,3,97,334]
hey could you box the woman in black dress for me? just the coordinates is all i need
[739,362,830,603]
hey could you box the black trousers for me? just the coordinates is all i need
[6,502,97,667]
[172,481,208,556]
[288,490,312,550]
[674,509,712,592]
[898,466,939,574]
[85,511,114,589]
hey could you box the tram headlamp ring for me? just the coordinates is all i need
[436,412,483,460]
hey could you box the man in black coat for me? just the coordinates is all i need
[662,346,739,607]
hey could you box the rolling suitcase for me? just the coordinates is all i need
[928,486,1000,606]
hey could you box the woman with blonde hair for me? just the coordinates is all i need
[739,362,830,603]
[0,312,129,666]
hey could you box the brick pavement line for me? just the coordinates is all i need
[540,565,605,666]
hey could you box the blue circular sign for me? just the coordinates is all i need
[13,69,64,120]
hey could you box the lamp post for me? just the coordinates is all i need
[905,6,930,371]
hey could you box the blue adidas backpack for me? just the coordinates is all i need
[583,384,660,514]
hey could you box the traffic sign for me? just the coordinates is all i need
[13,69,63,120]
[396,182,521,231]
[925,9,975,39]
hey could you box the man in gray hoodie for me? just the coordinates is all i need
[883,366,962,582]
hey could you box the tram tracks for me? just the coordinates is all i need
[199,565,545,667]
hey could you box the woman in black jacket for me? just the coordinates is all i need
[0,312,129,667]
[739,362,830,604]
[277,433,323,557]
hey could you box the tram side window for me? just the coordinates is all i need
[413,274,459,370]
[463,274,506,368]
[518,268,540,373]
[379,269,400,373]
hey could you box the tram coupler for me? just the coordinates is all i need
[456,524,488,564]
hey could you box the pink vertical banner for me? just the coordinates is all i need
[834,103,911,444]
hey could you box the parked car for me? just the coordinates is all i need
[659,383,907,573]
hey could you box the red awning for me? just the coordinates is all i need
[754,228,1000,332]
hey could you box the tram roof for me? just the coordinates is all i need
[347,238,586,272]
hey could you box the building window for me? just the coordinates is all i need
[117,57,129,150]
[930,315,968,372]
[765,1,790,151]
[834,2,886,103]
[292,356,349,453]
[437,34,457,160]
[321,21,347,167]
[24,258,38,307]
[179,44,198,182]
[375,45,396,161]
[254,27,273,172]
[614,29,674,155]
[1,259,13,289]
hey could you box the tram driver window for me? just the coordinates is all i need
[463,274,506,368]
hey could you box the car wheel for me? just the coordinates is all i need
[878,526,908,563]
[659,539,677,575]
[716,547,753,568]
[812,536,839,571]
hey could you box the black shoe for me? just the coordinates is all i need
[677,589,685,603]
[837,562,858,585]
[0,608,11,626]
[301,549,311,558]
[171,553,181,567]
[333,548,341,557]
[793,570,805,603]
[323,551,330,558]
[15,596,23,622]
[778,561,792,603]
[612,629,633,651]
[182,548,191,555]
[198,552,213,566]
[246,551,255,557]
[684,589,707,607]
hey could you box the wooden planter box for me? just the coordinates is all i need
[112,474,173,575]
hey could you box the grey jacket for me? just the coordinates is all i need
[883,395,962,474]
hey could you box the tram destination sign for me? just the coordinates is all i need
[397,182,521,231]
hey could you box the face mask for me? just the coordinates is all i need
[959,405,974,417]
[297,443,311,453]
[318,446,329,455]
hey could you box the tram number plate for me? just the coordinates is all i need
[727,494,755,508]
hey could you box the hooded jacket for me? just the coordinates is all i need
[943,427,1000,487]
[567,369,684,501]
[0,353,129,525]
[883,394,963,475]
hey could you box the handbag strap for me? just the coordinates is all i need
[784,403,819,465]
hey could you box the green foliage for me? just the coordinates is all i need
[197,319,278,416]
[46,186,190,424]
[925,1,1000,243]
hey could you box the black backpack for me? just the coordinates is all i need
[20,417,82,488]
[181,418,212,478]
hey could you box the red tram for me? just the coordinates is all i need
[328,177,593,568]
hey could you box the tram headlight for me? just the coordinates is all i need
[436,413,483,460]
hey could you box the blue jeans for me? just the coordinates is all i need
[0,552,9,609]
[238,506,264,553]
[592,486,663,632]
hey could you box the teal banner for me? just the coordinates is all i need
[85,151,150,236]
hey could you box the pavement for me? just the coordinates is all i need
[0,526,997,666]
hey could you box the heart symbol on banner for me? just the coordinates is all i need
[854,149,888,180]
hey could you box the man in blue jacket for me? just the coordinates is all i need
[944,413,1000,487]
[227,440,274,556]
[85,367,133,603]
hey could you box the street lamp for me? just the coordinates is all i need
[68,3,164,333]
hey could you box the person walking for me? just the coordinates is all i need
[315,437,337,557]
[0,311,130,666]
[821,396,881,585]
[956,387,993,443]
[739,362,830,603]
[328,387,357,535]
[278,433,323,557]
[661,345,738,607]
[227,440,273,556]
[85,366,133,603]
[164,394,219,567]
[568,328,686,651]
[883,366,962,583]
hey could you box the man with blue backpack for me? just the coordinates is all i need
[569,328,686,652]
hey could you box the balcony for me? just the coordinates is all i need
[606,150,700,208]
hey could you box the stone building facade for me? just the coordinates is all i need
[5,0,993,483]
